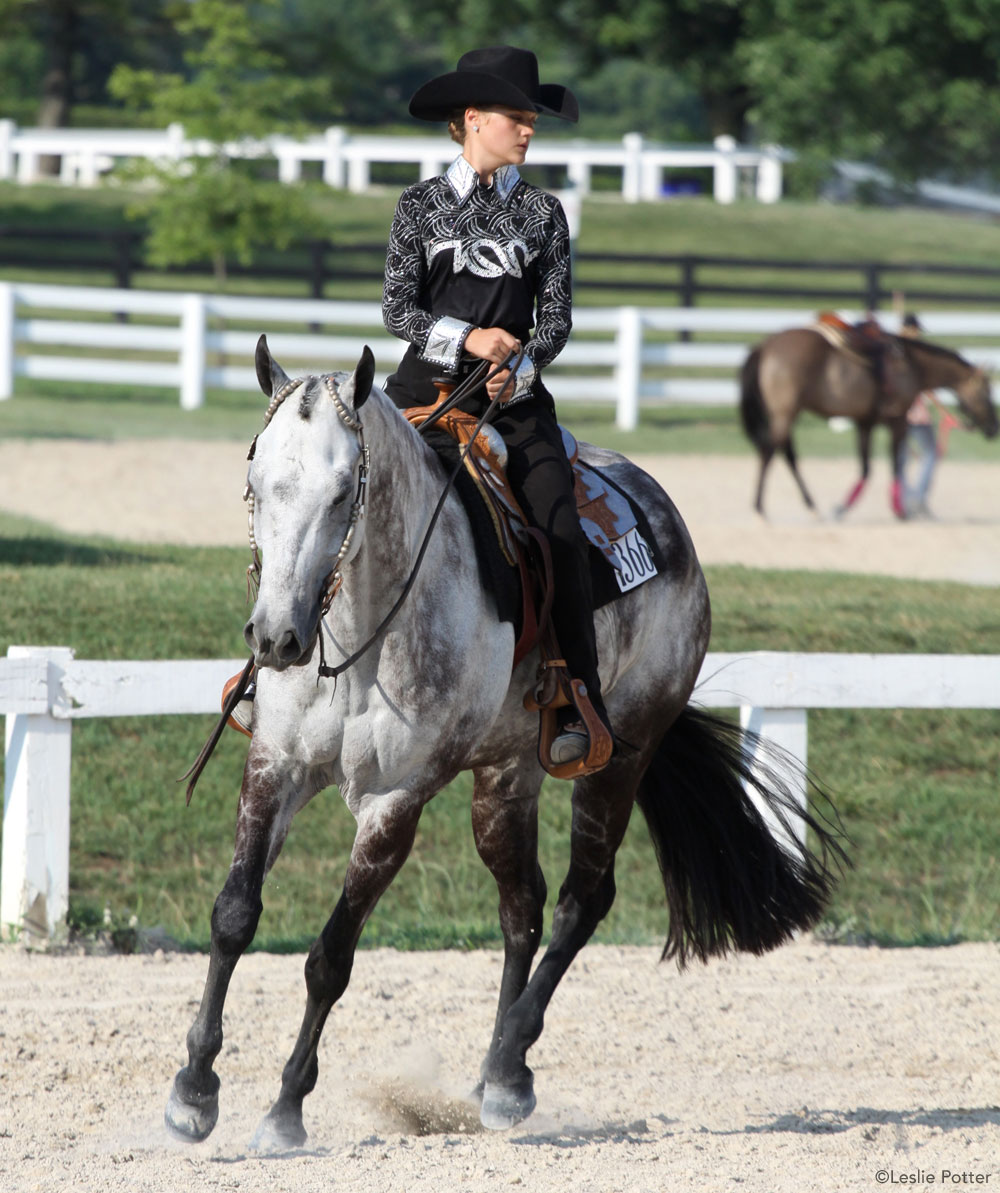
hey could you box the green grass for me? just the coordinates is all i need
[4,385,999,465]
[2,513,999,952]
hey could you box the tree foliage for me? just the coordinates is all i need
[741,0,1000,181]
[5,0,1000,187]
[108,0,327,280]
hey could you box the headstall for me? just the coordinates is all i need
[243,373,370,616]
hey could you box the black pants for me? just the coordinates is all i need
[492,398,603,714]
[387,367,604,717]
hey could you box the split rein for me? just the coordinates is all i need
[314,351,522,679]
[182,351,522,802]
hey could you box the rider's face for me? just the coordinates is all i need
[466,106,537,169]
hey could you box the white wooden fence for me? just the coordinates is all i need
[2,645,998,940]
[3,282,999,429]
[0,119,784,204]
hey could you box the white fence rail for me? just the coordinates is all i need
[0,119,783,204]
[3,645,999,940]
[3,281,999,429]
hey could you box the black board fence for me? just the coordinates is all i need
[3,224,1000,310]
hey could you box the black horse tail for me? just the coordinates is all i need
[635,706,847,967]
[739,346,770,451]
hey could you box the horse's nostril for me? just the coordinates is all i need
[279,630,301,662]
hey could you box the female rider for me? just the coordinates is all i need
[382,46,611,767]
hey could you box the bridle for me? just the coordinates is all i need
[244,373,371,617]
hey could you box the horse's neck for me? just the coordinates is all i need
[907,340,968,390]
[333,386,461,630]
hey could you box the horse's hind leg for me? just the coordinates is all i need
[250,789,425,1153]
[469,762,547,1101]
[753,445,774,515]
[782,437,817,511]
[165,759,296,1143]
[479,761,640,1130]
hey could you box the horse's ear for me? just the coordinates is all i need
[346,345,375,411]
[255,334,290,398]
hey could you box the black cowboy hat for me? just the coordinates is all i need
[408,46,579,124]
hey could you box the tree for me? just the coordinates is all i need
[0,0,180,127]
[108,0,329,283]
[740,0,1000,183]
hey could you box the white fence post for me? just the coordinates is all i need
[180,293,206,410]
[322,126,347,187]
[615,306,643,430]
[756,145,783,203]
[2,646,74,942]
[0,281,13,400]
[165,121,186,162]
[0,119,14,181]
[622,132,644,203]
[566,158,592,196]
[740,705,809,850]
[713,135,738,204]
[347,153,370,193]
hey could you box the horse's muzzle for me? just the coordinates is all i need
[243,620,308,670]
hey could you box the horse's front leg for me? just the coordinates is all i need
[165,752,297,1142]
[888,417,908,519]
[250,788,425,1153]
[834,423,873,518]
[469,762,546,1107]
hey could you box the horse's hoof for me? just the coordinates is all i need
[164,1073,220,1143]
[480,1076,536,1131]
[249,1109,308,1154]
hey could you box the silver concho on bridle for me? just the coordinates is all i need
[243,372,370,615]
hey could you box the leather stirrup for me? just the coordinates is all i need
[523,658,614,780]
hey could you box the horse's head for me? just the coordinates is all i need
[955,366,999,439]
[243,336,375,670]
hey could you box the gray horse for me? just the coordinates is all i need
[165,338,842,1150]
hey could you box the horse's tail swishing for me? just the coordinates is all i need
[738,346,770,452]
[635,706,845,966]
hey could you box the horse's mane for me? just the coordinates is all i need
[893,335,968,365]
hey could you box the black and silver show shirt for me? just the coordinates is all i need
[382,155,572,404]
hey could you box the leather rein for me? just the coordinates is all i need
[315,351,521,679]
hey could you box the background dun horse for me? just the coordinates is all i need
[740,325,998,518]
[165,338,843,1152]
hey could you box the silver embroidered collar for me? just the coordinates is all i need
[446,156,521,204]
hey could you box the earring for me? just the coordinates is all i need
[473,124,480,132]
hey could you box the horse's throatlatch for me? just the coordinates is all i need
[404,382,614,780]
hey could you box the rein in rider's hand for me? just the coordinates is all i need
[465,326,523,401]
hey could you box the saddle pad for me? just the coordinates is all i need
[561,427,659,594]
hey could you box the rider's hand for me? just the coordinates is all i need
[465,327,521,403]
[465,326,521,366]
[486,368,515,401]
